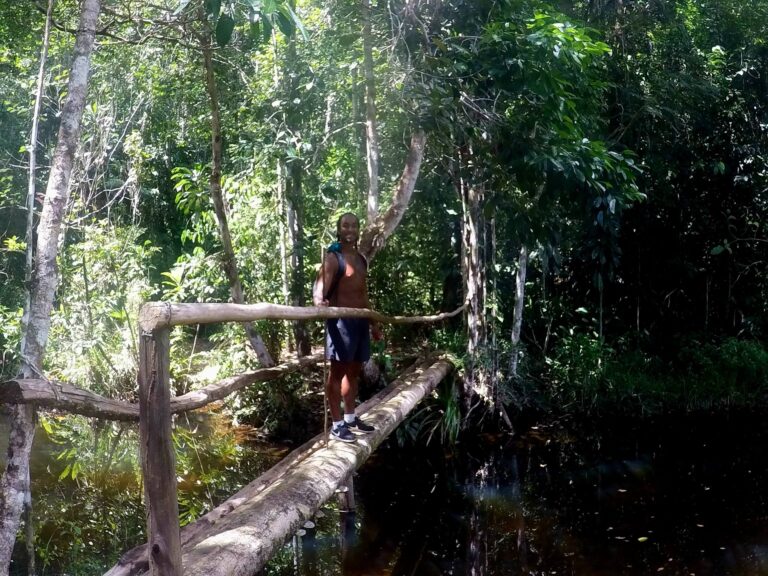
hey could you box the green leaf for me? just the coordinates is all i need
[280,3,306,40]
[216,14,236,46]
[276,11,294,37]
[262,15,273,42]
[205,0,221,19]
[710,245,725,255]
[41,417,53,435]
[59,463,72,481]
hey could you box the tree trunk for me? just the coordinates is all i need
[358,130,427,261]
[138,329,182,575]
[286,161,311,356]
[21,1,56,572]
[509,245,528,380]
[105,355,447,576]
[276,161,291,308]
[459,150,490,407]
[280,25,311,356]
[0,0,101,572]
[361,0,380,223]
[201,32,274,367]
[179,358,454,576]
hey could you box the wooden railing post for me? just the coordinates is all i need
[138,327,182,575]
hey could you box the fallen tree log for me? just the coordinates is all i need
[0,352,323,420]
[105,354,452,576]
[140,301,466,332]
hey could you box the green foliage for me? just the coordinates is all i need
[29,410,275,572]
[30,414,144,572]
[397,377,462,448]
[47,221,159,397]
[545,329,612,410]
[0,304,22,380]
[538,334,768,414]
[227,372,316,439]
[173,418,273,525]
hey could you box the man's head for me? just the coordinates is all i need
[336,212,360,245]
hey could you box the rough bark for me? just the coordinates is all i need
[358,130,427,261]
[105,356,454,576]
[201,32,274,367]
[0,0,101,572]
[138,301,465,332]
[362,0,380,223]
[0,353,324,421]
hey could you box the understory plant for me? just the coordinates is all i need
[397,376,462,448]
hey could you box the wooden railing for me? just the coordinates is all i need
[2,302,464,575]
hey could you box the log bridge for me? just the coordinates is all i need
[1,302,462,576]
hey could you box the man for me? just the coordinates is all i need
[314,212,382,442]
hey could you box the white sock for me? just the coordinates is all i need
[344,413,356,424]
[333,420,344,429]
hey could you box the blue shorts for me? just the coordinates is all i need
[326,318,370,363]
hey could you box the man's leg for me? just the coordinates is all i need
[327,361,355,442]
[326,361,346,422]
[341,362,375,432]
[340,362,362,415]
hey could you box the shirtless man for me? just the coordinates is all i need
[314,212,382,443]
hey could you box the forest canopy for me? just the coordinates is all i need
[0,0,766,409]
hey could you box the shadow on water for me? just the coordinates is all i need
[266,411,768,576]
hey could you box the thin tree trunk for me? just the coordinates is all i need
[0,0,101,572]
[21,2,56,572]
[350,66,366,201]
[272,25,308,356]
[277,161,291,307]
[509,245,528,380]
[286,161,311,356]
[358,130,426,261]
[459,148,489,405]
[362,0,380,223]
[201,32,274,367]
[279,23,310,356]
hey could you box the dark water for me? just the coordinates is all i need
[3,410,768,575]
[266,412,768,576]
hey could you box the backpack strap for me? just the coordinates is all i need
[323,252,346,302]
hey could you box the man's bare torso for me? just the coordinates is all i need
[325,248,368,308]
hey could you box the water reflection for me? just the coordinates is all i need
[4,410,768,575]
[266,411,768,576]
[1,410,282,575]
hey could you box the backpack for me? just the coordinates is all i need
[312,252,346,305]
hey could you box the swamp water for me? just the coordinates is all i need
[266,412,768,576]
[3,410,768,575]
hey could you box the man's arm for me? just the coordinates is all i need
[314,253,339,307]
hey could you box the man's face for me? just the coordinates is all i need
[338,214,359,244]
